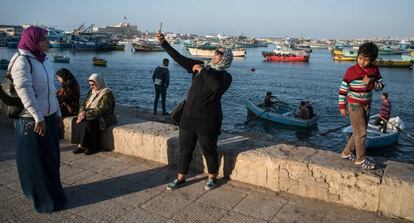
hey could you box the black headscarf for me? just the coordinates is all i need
[56,68,79,89]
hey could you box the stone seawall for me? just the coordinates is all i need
[12,110,411,221]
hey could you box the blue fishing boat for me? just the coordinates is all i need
[48,28,72,49]
[245,99,319,128]
[342,115,403,148]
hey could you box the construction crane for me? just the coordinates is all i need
[72,23,94,34]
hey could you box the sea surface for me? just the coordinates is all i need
[1,44,413,164]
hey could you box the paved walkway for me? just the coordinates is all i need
[0,124,410,223]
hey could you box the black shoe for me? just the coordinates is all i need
[153,111,157,115]
[73,147,85,154]
[166,179,186,190]
[84,149,98,155]
[162,112,170,115]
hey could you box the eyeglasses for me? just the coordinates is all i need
[215,50,224,56]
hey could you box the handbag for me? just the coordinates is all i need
[0,54,32,119]
[171,99,186,125]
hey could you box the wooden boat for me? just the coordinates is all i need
[132,38,164,51]
[333,56,356,62]
[342,49,357,58]
[373,59,413,68]
[262,52,309,62]
[332,49,343,56]
[245,99,319,128]
[53,54,70,63]
[188,48,246,57]
[342,115,403,148]
[111,43,125,51]
[0,59,9,70]
[92,57,107,66]
[379,49,402,55]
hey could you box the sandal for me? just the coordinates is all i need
[341,153,356,162]
[355,158,376,170]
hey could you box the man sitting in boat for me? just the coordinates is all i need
[295,101,310,119]
[305,101,314,118]
[374,92,391,133]
[264,91,279,111]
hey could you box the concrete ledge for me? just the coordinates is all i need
[379,161,414,220]
[63,115,414,221]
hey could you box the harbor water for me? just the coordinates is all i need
[1,45,413,163]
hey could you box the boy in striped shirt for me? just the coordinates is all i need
[338,42,384,170]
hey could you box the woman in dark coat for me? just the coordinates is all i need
[156,32,233,191]
[56,68,80,117]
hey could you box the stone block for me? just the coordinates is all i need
[379,161,414,221]
[112,122,178,165]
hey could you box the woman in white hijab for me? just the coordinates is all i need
[71,73,116,155]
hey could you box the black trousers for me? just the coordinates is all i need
[154,85,167,113]
[71,119,100,151]
[178,128,219,175]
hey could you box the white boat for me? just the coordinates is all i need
[342,115,404,148]
[53,54,70,63]
[132,38,164,51]
[188,48,246,57]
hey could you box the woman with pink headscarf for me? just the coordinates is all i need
[9,26,67,213]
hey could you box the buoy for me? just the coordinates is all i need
[251,68,256,72]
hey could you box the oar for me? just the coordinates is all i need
[319,123,350,136]
[379,117,414,140]
[235,110,268,126]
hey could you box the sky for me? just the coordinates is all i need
[1,0,413,39]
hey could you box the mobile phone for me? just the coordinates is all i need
[158,22,163,33]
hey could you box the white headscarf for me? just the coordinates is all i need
[85,73,110,109]
[89,73,106,92]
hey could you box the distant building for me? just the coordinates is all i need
[97,21,140,39]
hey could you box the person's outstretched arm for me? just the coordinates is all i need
[157,33,203,74]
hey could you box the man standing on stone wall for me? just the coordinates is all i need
[152,58,170,115]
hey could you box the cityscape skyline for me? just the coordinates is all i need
[1,0,414,39]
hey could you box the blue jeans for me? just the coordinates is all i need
[14,113,67,213]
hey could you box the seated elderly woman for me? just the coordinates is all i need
[71,73,116,155]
